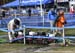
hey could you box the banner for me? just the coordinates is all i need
[57,0,68,2]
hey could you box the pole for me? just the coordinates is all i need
[62,25,65,44]
[54,0,57,5]
[40,0,44,26]
[54,0,57,9]
[35,0,36,8]
[19,0,21,13]
[23,25,26,44]
[14,11,16,18]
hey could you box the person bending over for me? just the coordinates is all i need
[7,18,22,42]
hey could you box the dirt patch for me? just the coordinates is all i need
[5,46,75,53]
[2,44,75,53]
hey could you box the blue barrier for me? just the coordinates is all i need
[25,26,63,29]
[25,36,75,39]
[11,36,63,42]
[0,26,75,32]
[25,36,63,39]
[10,35,75,42]
[0,26,75,43]
[11,37,24,42]
[0,28,24,32]
[25,26,75,29]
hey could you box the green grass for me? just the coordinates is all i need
[0,43,75,53]
[0,44,45,53]
[0,31,7,35]
[52,46,75,51]
[0,28,75,36]
[65,29,75,36]
[0,43,25,53]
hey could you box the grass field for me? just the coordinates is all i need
[0,28,75,35]
[0,43,46,53]
[0,43,25,53]
[0,31,7,35]
[0,43,75,53]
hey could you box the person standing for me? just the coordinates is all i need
[70,4,74,14]
[55,10,66,28]
[48,8,57,33]
[54,10,67,43]
[28,8,31,16]
[55,10,67,35]
[2,9,5,17]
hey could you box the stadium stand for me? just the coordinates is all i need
[0,13,75,28]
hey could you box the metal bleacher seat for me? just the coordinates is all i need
[0,13,75,28]
[64,13,75,27]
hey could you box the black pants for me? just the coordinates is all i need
[29,13,31,16]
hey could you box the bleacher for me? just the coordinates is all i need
[0,13,75,28]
